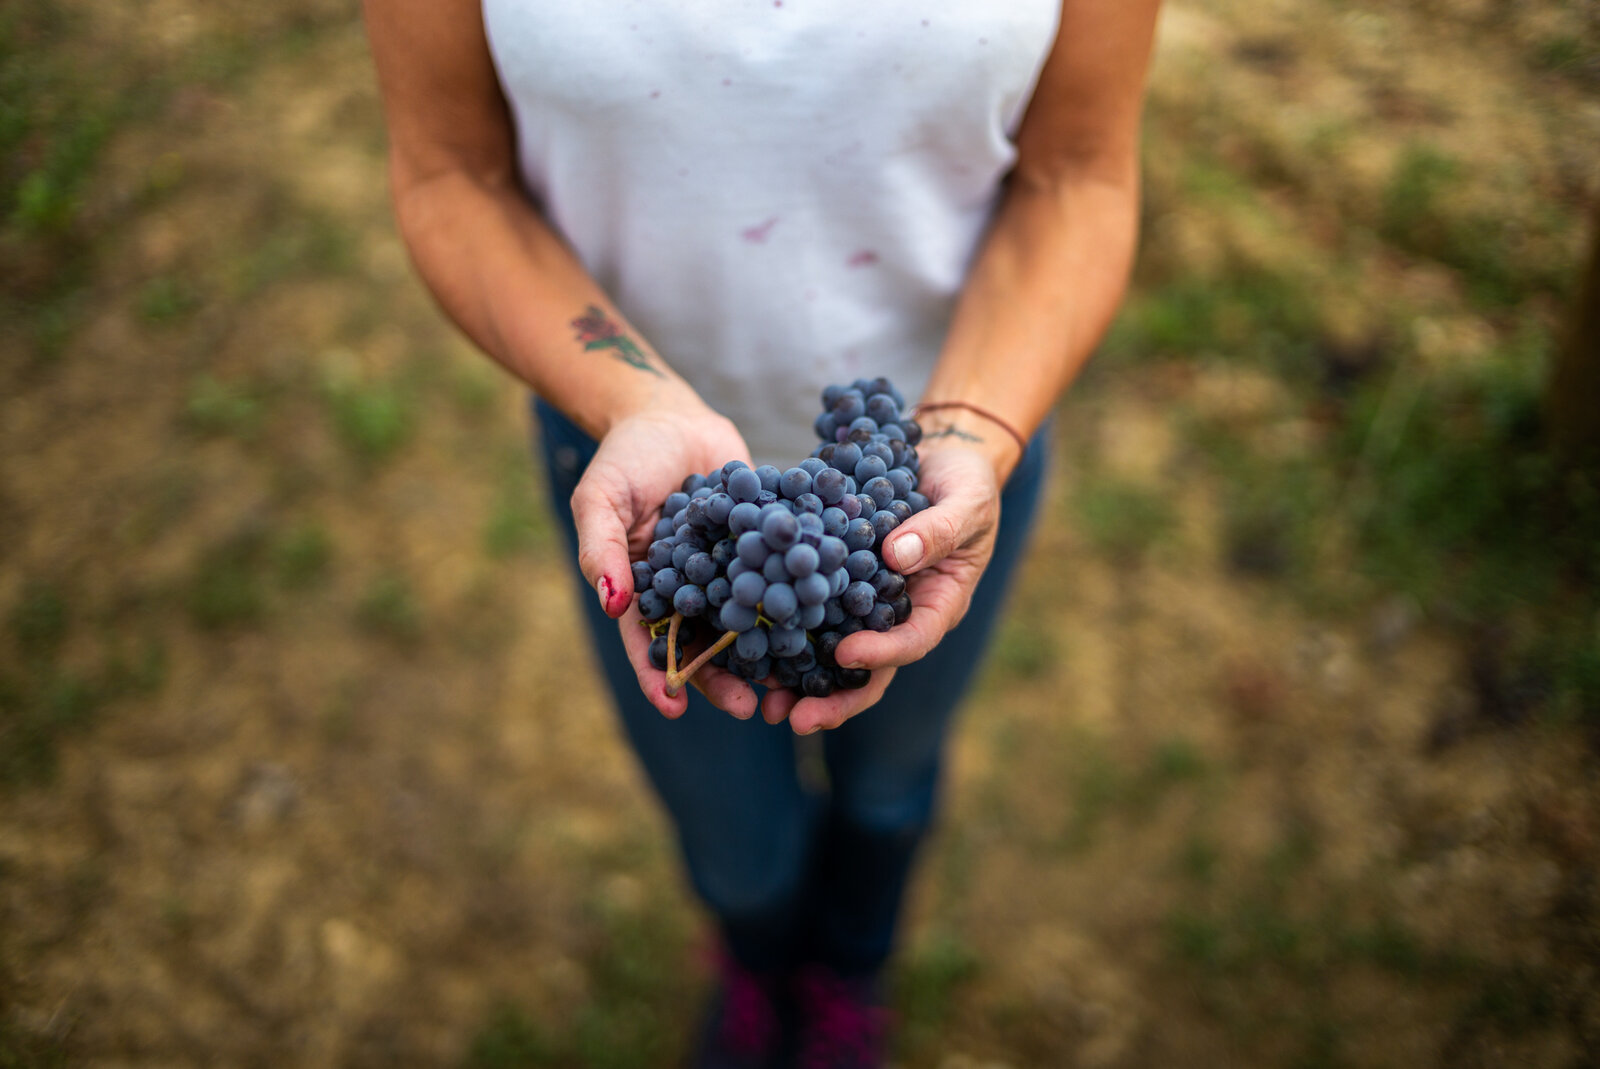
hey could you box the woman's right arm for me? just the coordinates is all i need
[363,0,760,718]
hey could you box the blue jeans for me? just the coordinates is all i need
[534,397,1048,976]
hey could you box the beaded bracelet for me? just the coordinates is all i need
[909,400,1029,458]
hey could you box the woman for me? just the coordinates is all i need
[363,2,1159,1065]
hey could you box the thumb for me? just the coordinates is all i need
[572,477,637,618]
[881,487,989,575]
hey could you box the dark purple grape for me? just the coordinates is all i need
[774,657,804,689]
[785,542,819,577]
[705,492,735,526]
[838,494,863,520]
[802,669,836,698]
[719,600,759,632]
[681,473,707,494]
[798,602,826,630]
[762,582,798,621]
[761,553,789,583]
[890,593,912,623]
[727,467,762,503]
[843,518,876,553]
[729,501,762,535]
[755,465,782,493]
[796,511,824,544]
[906,491,931,513]
[648,539,675,571]
[901,419,921,446]
[814,412,838,441]
[821,507,848,538]
[871,569,906,600]
[736,531,769,568]
[674,584,708,617]
[869,510,899,540]
[832,391,865,422]
[865,601,895,632]
[639,589,671,621]
[812,467,847,504]
[799,457,828,477]
[817,535,848,572]
[649,635,684,671]
[845,549,877,581]
[672,541,695,571]
[816,630,843,665]
[823,600,846,627]
[849,416,879,437]
[761,508,799,551]
[843,581,876,617]
[652,567,683,599]
[654,516,676,540]
[706,576,732,608]
[866,394,899,425]
[793,492,824,516]
[835,666,871,689]
[736,628,769,660]
[780,467,812,499]
[631,560,654,594]
[769,627,808,658]
[863,477,896,509]
[732,570,766,607]
[828,568,849,598]
[885,500,912,523]
[795,571,830,606]
[711,538,738,566]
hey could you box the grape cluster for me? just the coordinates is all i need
[631,377,928,698]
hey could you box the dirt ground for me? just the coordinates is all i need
[3,1,1599,1067]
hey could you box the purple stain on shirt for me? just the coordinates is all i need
[722,77,732,86]
[742,217,780,244]
[650,89,661,99]
[847,249,879,268]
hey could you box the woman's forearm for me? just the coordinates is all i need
[920,163,1141,481]
[392,166,711,441]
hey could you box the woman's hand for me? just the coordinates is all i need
[571,403,762,720]
[759,443,1005,733]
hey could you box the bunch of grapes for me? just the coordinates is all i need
[631,377,928,699]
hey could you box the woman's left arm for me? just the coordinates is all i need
[765,0,1163,732]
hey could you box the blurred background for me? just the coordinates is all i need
[3,1,1598,1066]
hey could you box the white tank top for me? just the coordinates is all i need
[483,1,1059,465]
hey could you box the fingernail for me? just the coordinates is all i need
[839,658,864,670]
[596,575,611,609]
[892,533,924,570]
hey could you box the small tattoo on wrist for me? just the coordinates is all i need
[925,425,984,444]
[571,305,662,377]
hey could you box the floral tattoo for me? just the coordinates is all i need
[571,305,661,376]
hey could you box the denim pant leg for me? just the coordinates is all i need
[536,399,816,972]
[532,397,1049,975]
[804,427,1050,975]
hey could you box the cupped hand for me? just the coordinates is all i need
[570,403,759,720]
[760,445,1004,733]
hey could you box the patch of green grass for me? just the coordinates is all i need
[987,618,1055,681]
[323,377,417,465]
[1177,833,1221,884]
[273,523,333,589]
[10,581,69,661]
[183,374,268,439]
[0,668,102,787]
[1102,269,1321,377]
[136,273,200,325]
[463,1003,557,1069]
[356,573,422,643]
[484,465,553,559]
[1070,477,1177,564]
[895,929,981,1056]
[187,529,271,630]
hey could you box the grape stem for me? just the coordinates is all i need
[664,612,739,696]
